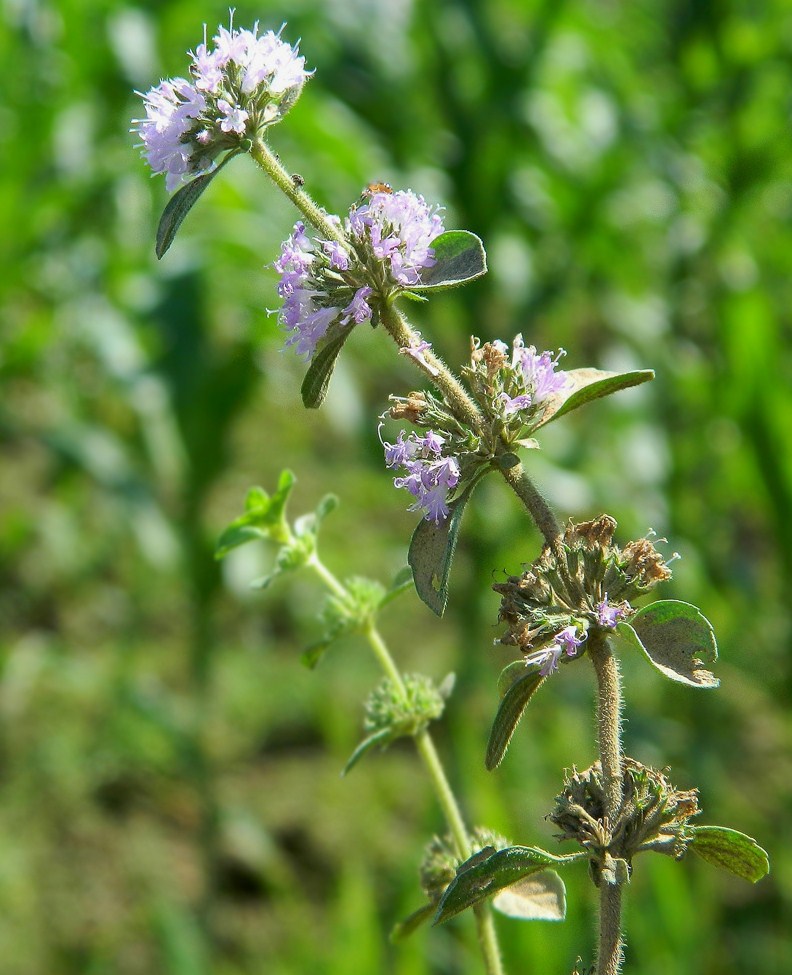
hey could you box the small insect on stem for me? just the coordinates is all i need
[291,173,305,187]
[363,181,393,197]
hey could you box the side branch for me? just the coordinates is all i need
[497,461,561,546]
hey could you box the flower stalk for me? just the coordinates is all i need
[308,553,504,975]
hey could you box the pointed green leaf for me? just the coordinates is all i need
[433,846,581,925]
[486,665,545,771]
[411,231,487,290]
[155,152,239,259]
[301,326,355,408]
[689,826,769,883]
[341,728,392,776]
[379,565,415,609]
[534,368,655,429]
[301,639,331,670]
[390,903,436,942]
[215,471,296,558]
[493,870,567,921]
[616,600,719,688]
[408,478,482,617]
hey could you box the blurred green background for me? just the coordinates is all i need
[2,0,791,972]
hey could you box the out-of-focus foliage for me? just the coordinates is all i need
[1,1,791,973]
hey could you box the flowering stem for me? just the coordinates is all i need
[588,631,625,975]
[250,139,345,244]
[306,552,504,975]
[497,460,562,546]
[378,302,484,430]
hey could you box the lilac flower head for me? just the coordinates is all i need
[525,625,587,678]
[383,429,460,524]
[274,222,373,361]
[133,16,311,190]
[348,190,445,288]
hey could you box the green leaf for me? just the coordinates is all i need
[433,846,581,925]
[155,152,238,259]
[301,326,355,408]
[486,665,545,771]
[616,600,719,688]
[689,826,769,883]
[342,728,392,776]
[411,230,487,290]
[301,639,330,670]
[407,478,482,616]
[390,903,436,942]
[215,471,296,558]
[379,565,415,608]
[533,368,655,429]
[492,870,567,921]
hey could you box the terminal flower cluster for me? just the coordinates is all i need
[382,429,461,524]
[133,18,310,190]
[275,190,445,361]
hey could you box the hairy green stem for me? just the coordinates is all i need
[250,139,345,243]
[497,460,561,546]
[588,632,625,975]
[307,553,504,975]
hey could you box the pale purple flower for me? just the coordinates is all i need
[596,596,627,629]
[400,339,439,376]
[383,430,460,524]
[512,335,568,404]
[217,99,248,134]
[499,391,533,415]
[525,625,587,677]
[323,240,350,270]
[348,190,445,287]
[340,287,373,325]
[134,78,208,191]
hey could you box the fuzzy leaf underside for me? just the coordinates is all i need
[535,368,655,429]
[301,326,355,408]
[486,665,545,770]
[412,230,487,290]
[492,870,567,921]
[155,152,239,259]
[214,470,296,558]
[617,600,719,688]
[433,846,579,925]
[689,826,769,883]
[408,479,481,616]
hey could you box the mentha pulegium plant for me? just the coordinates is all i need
[136,16,770,975]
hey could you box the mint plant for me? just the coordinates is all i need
[134,17,769,975]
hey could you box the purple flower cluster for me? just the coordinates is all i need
[382,430,461,524]
[133,18,310,190]
[275,221,372,360]
[525,625,587,677]
[498,335,568,416]
[275,189,445,361]
[349,190,445,287]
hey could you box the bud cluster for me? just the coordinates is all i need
[363,673,447,741]
[494,516,674,669]
[549,759,700,884]
[275,190,445,361]
[133,18,310,190]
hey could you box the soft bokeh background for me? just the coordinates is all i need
[2,1,791,972]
